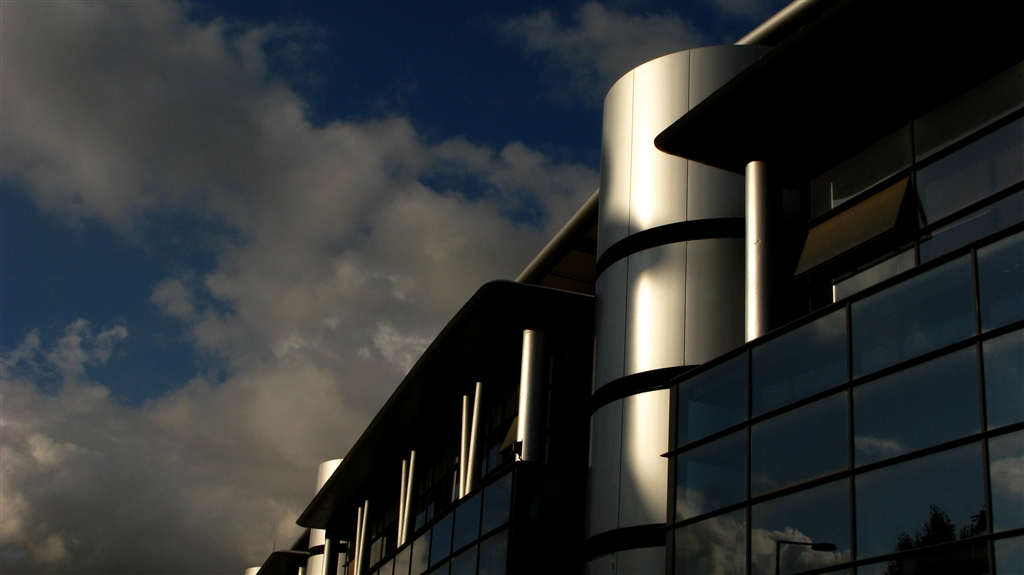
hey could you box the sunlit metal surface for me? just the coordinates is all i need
[625,243,687,375]
[684,238,745,365]
[594,258,627,391]
[598,72,634,258]
[618,389,670,528]
[517,329,546,461]
[587,399,623,538]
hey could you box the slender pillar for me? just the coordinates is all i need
[357,501,369,575]
[397,460,408,545]
[466,382,483,493]
[459,395,470,497]
[323,538,338,575]
[352,507,363,575]
[401,452,416,544]
[516,329,546,462]
[745,160,781,341]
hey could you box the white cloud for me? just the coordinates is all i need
[502,2,706,104]
[855,435,906,460]
[0,1,597,573]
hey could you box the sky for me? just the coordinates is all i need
[0,1,787,572]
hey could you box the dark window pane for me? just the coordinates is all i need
[856,443,987,559]
[751,393,848,496]
[675,509,746,575]
[917,117,1024,224]
[858,540,989,575]
[677,353,748,447]
[429,560,450,575]
[380,558,394,575]
[753,310,847,416]
[852,254,975,377]
[449,544,477,575]
[452,493,481,552]
[979,231,1024,331]
[996,536,1024,575]
[751,479,851,575]
[410,530,431,575]
[810,125,912,218]
[371,535,384,565]
[854,347,981,466]
[985,330,1024,429]
[990,431,1024,532]
[676,430,746,521]
[394,545,411,575]
[920,190,1024,263]
[833,249,915,302]
[481,472,512,535]
[478,529,508,575]
[430,513,453,567]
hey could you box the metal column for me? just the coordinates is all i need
[745,160,780,341]
[516,329,546,461]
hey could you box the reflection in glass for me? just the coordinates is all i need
[676,430,746,521]
[750,479,851,575]
[677,353,747,447]
[978,231,1024,331]
[854,347,980,465]
[809,125,912,217]
[449,544,477,575]
[481,472,512,535]
[477,529,508,575]
[917,117,1024,224]
[430,513,453,567]
[857,540,989,575]
[675,509,746,575]
[394,545,411,575]
[833,249,915,302]
[920,189,1024,263]
[856,443,987,559]
[996,536,1024,575]
[989,431,1024,532]
[751,393,848,496]
[429,560,450,575]
[452,492,481,552]
[380,558,394,575]
[985,330,1024,429]
[852,254,975,377]
[753,310,847,415]
[410,530,431,575]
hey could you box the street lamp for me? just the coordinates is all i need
[775,540,838,575]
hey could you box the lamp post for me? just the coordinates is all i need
[775,540,838,575]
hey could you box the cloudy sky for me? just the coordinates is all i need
[0,1,785,572]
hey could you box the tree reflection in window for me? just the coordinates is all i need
[884,505,987,575]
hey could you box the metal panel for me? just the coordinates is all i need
[587,399,623,538]
[617,547,666,575]
[595,258,628,391]
[688,45,762,110]
[684,239,745,365]
[687,161,745,220]
[629,52,689,234]
[599,72,634,258]
[625,243,687,376]
[585,555,617,575]
[618,389,670,528]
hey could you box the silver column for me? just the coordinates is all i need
[459,395,470,498]
[323,539,338,575]
[307,459,342,575]
[516,329,546,462]
[745,160,779,341]
[401,452,415,544]
[465,382,483,493]
[397,459,408,545]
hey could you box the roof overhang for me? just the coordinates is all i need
[296,281,593,533]
[655,0,1024,185]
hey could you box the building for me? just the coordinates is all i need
[247,0,1024,573]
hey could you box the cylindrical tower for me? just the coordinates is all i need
[306,459,343,575]
[587,45,760,574]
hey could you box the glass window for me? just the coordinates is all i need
[985,329,1024,429]
[917,117,1024,225]
[751,392,848,496]
[996,536,1024,575]
[452,493,481,552]
[858,540,989,575]
[449,544,477,575]
[920,189,1024,263]
[854,347,981,466]
[990,431,1024,532]
[481,472,512,535]
[809,125,913,217]
[477,529,508,575]
[978,231,1024,331]
[852,254,975,377]
[677,353,748,447]
[430,513,453,567]
[750,479,851,575]
[410,530,430,575]
[914,60,1024,161]
[371,536,384,566]
[394,545,411,575]
[674,509,746,575]
[675,430,746,521]
[833,249,916,302]
[429,561,450,575]
[856,443,987,560]
[380,558,394,575]
[753,310,847,416]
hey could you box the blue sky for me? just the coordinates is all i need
[0,1,784,572]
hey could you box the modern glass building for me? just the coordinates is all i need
[245,1,1024,574]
